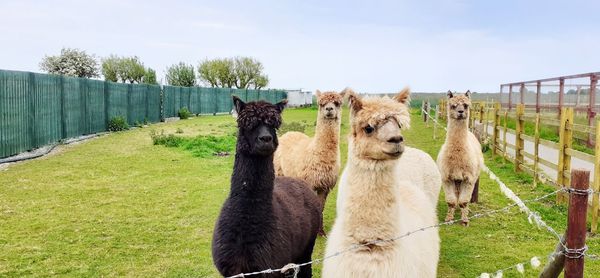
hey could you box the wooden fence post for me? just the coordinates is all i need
[564,169,589,278]
[433,105,438,140]
[515,104,525,172]
[503,111,508,164]
[492,103,500,157]
[479,105,484,124]
[558,107,574,203]
[592,119,600,233]
[540,234,566,278]
[533,113,541,188]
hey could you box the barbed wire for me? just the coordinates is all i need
[224,187,563,278]
[421,107,448,132]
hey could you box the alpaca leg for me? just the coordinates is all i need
[470,177,480,203]
[458,181,475,226]
[459,202,469,226]
[445,203,456,222]
[443,181,458,222]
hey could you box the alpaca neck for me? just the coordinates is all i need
[230,152,275,208]
[343,144,400,241]
[313,115,341,152]
[446,117,469,143]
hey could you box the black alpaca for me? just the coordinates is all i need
[212,96,321,278]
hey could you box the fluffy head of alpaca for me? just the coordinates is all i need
[232,96,287,156]
[346,88,411,161]
[315,89,346,120]
[446,90,471,121]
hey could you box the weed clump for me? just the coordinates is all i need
[178,107,192,119]
[150,130,235,158]
[108,116,129,132]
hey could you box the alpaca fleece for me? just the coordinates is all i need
[323,89,440,277]
[274,91,344,212]
[212,100,321,278]
[437,91,484,224]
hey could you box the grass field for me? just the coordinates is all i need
[1,107,599,277]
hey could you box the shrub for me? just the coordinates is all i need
[176,128,184,134]
[108,116,129,132]
[179,107,192,119]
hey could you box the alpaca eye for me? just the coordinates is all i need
[364,126,375,134]
[464,104,469,108]
[451,105,457,109]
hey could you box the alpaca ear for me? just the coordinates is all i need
[347,90,363,112]
[232,95,245,114]
[339,87,353,98]
[275,99,288,113]
[465,90,471,98]
[393,87,410,105]
[447,90,454,99]
[315,90,322,98]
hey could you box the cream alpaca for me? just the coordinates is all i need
[437,90,484,226]
[274,90,345,217]
[323,88,440,278]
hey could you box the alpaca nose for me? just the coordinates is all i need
[259,135,273,143]
[387,136,403,144]
[457,110,464,114]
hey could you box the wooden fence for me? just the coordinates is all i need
[436,99,600,233]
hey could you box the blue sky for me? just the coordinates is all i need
[0,0,598,93]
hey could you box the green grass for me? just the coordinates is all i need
[1,108,599,277]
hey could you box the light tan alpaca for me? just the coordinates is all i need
[437,90,484,226]
[274,90,345,214]
[323,89,440,278]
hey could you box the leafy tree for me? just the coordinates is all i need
[198,59,219,87]
[214,58,236,88]
[165,62,196,87]
[39,48,100,78]
[101,55,120,82]
[252,74,269,90]
[143,68,158,85]
[198,56,269,89]
[119,56,146,84]
[234,57,263,89]
[101,55,147,83]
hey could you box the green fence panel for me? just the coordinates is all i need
[163,86,173,118]
[215,88,231,113]
[147,85,161,122]
[246,89,259,102]
[130,85,147,125]
[106,82,128,122]
[0,71,31,158]
[199,87,214,114]
[32,73,62,148]
[62,76,85,138]
[189,87,201,114]
[180,87,191,111]
[86,79,106,134]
